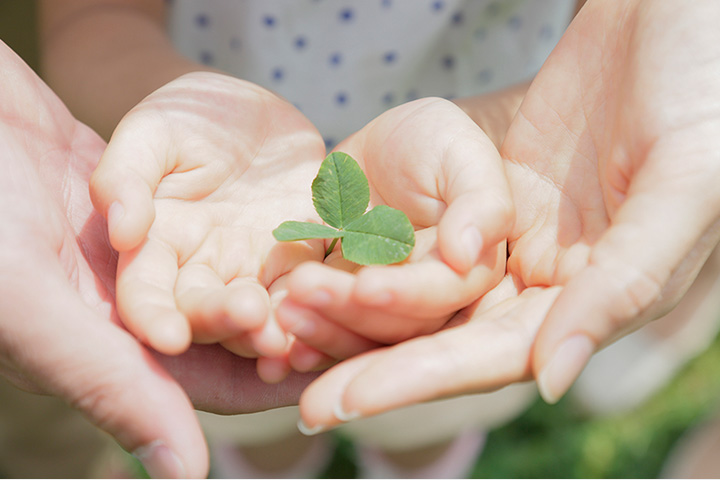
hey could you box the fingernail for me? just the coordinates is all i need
[133,440,186,479]
[107,201,124,236]
[536,334,595,404]
[333,401,362,422]
[297,418,328,436]
[461,226,483,267]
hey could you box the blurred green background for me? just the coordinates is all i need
[2,1,720,478]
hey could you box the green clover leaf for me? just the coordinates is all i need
[272,152,415,265]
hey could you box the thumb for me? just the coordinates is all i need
[438,129,514,273]
[10,269,208,478]
[89,118,167,253]
[532,183,720,405]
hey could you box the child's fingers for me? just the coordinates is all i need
[256,354,293,384]
[174,264,269,343]
[288,340,337,373]
[220,333,260,359]
[438,130,514,273]
[89,126,167,252]
[286,254,503,342]
[277,298,383,358]
[236,280,292,358]
[352,254,503,318]
[116,240,191,355]
[284,262,449,342]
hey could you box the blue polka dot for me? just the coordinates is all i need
[382,92,395,105]
[383,51,398,64]
[272,67,285,81]
[230,37,242,51]
[324,137,336,149]
[195,13,210,28]
[294,36,308,50]
[508,15,522,30]
[477,68,493,84]
[539,24,554,40]
[263,15,277,28]
[406,89,419,101]
[339,8,355,22]
[199,51,214,65]
[381,0,392,7]
[441,55,455,70]
[335,92,349,106]
[329,52,342,67]
[451,11,464,26]
[431,1,445,12]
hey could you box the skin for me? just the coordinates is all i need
[296,0,720,431]
[276,98,512,370]
[40,2,514,380]
[89,72,328,368]
[91,83,515,383]
[0,41,316,479]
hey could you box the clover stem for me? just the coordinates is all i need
[325,237,339,258]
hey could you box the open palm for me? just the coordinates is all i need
[296,0,720,429]
[90,72,328,358]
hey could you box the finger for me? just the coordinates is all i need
[8,261,208,478]
[285,261,469,343]
[117,240,191,356]
[288,340,337,373]
[246,315,290,357]
[220,332,260,358]
[532,182,720,404]
[89,124,166,252]
[283,262,416,342]
[220,283,288,359]
[175,264,269,343]
[437,125,514,273]
[351,247,505,318]
[298,286,559,432]
[256,354,293,384]
[287,255,498,328]
[277,298,383,358]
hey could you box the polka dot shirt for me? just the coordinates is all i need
[168,0,575,148]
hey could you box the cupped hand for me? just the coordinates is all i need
[296,0,720,430]
[0,43,318,478]
[89,72,328,359]
[276,98,513,367]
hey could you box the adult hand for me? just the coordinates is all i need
[89,72,329,375]
[295,0,720,430]
[0,42,315,478]
[276,98,512,371]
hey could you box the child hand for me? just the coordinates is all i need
[90,72,327,358]
[276,98,513,369]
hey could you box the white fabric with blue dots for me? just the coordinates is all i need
[168,0,575,148]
